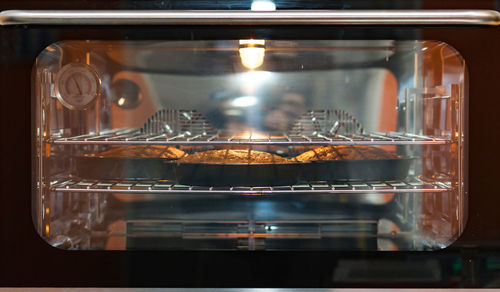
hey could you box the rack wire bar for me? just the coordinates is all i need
[50,176,452,194]
[111,219,415,242]
[51,130,449,145]
[119,218,382,240]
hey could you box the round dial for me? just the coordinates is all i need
[55,63,101,110]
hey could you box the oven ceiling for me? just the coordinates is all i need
[102,40,398,75]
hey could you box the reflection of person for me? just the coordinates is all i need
[204,86,307,134]
[263,91,306,132]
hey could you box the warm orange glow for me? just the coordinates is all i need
[239,39,266,46]
[234,131,268,139]
[239,48,265,69]
[45,144,51,157]
[239,39,266,69]
[45,224,50,235]
[45,207,50,215]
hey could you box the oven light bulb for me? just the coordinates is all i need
[239,47,265,69]
[239,39,266,70]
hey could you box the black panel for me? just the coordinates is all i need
[0,0,420,10]
[1,0,497,10]
[0,0,496,10]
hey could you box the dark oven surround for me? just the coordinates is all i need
[2,3,500,289]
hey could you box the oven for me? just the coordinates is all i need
[1,0,500,288]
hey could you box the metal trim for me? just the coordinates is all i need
[1,9,500,26]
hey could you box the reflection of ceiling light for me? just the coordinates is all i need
[361,193,395,205]
[117,97,126,106]
[235,131,268,139]
[239,39,266,70]
[231,96,258,107]
[251,0,276,11]
[243,70,272,81]
[240,71,272,94]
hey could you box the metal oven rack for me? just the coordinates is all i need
[122,219,381,239]
[50,129,448,145]
[50,176,451,194]
[115,218,387,250]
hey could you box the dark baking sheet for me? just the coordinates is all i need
[74,156,411,185]
[74,156,177,180]
[175,163,300,187]
[298,158,412,182]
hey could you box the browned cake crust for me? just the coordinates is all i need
[92,145,187,159]
[295,145,399,161]
[294,146,340,161]
[178,149,290,164]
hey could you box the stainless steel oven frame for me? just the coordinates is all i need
[1,9,499,26]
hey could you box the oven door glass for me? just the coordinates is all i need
[34,40,466,250]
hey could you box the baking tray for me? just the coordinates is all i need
[73,156,178,180]
[175,162,300,187]
[74,156,411,185]
[298,158,412,182]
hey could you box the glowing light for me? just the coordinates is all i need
[239,39,266,46]
[231,96,258,107]
[240,71,272,94]
[239,48,265,69]
[45,208,50,215]
[234,131,268,139]
[243,70,271,81]
[251,0,276,11]
[45,224,50,235]
[239,39,266,70]
[117,97,126,106]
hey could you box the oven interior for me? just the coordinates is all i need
[34,40,466,250]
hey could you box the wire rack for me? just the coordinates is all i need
[50,109,449,145]
[50,128,448,145]
[121,219,382,240]
[50,176,451,194]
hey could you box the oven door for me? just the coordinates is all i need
[2,4,500,288]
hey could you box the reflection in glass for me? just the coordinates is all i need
[34,40,466,251]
